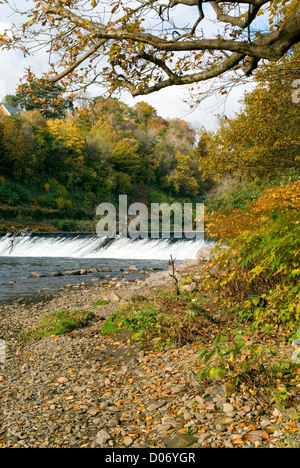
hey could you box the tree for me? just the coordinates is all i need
[164,151,199,196]
[15,75,74,119]
[196,48,300,183]
[47,117,85,185]
[111,138,142,176]
[1,1,299,101]
[2,95,19,107]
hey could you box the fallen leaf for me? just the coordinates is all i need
[233,438,245,445]
[262,430,270,440]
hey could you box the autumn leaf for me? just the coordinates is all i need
[262,430,270,440]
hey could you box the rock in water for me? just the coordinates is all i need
[29,272,46,278]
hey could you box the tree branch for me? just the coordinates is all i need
[2,0,298,98]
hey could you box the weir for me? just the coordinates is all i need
[0,232,212,260]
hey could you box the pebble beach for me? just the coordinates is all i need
[1,264,299,449]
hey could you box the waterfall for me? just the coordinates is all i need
[0,233,212,260]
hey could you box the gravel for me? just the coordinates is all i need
[0,271,299,448]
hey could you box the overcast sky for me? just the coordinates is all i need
[0,3,254,131]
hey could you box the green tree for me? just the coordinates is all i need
[0,116,28,180]
[164,151,199,196]
[111,138,142,176]
[196,49,300,183]
[15,74,74,119]
[2,94,19,107]
[47,118,86,186]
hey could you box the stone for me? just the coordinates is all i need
[195,396,205,405]
[108,417,120,428]
[260,417,272,428]
[206,404,216,413]
[123,437,133,446]
[103,292,121,302]
[196,246,214,262]
[88,268,98,273]
[206,382,236,398]
[155,423,172,433]
[291,346,300,364]
[181,282,197,293]
[95,429,111,445]
[198,433,210,445]
[213,416,235,427]
[98,267,111,272]
[57,377,68,384]
[247,430,264,442]
[183,411,193,421]
[223,403,235,414]
[128,265,139,271]
[183,259,200,267]
[64,270,83,276]
[147,399,167,412]
[29,272,46,278]
[164,434,198,449]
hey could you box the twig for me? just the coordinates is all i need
[168,255,180,296]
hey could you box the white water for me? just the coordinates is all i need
[0,233,212,260]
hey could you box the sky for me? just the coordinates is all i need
[0,2,254,131]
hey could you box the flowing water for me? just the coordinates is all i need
[0,232,213,303]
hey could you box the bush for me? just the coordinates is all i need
[205,184,262,214]
[197,330,300,407]
[205,181,300,329]
[101,294,209,348]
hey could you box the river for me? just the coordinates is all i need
[0,232,212,303]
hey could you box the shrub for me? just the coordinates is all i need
[101,295,205,348]
[205,181,300,329]
[197,330,300,407]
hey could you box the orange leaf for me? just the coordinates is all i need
[262,430,270,440]
[233,438,244,445]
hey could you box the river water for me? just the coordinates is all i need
[0,233,212,303]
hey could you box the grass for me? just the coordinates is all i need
[18,310,94,342]
[91,300,109,306]
[101,302,158,340]
[100,292,217,349]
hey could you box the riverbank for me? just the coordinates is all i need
[0,256,299,448]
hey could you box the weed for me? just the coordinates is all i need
[92,300,109,306]
[18,310,94,342]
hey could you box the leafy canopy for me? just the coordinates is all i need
[0,1,299,103]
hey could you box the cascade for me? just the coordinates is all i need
[0,233,212,260]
